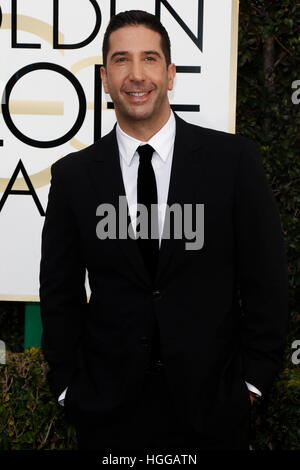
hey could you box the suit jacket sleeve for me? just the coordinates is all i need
[39,159,87,400]
[235,139,289,396]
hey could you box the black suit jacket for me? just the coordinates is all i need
[39,113,288,436]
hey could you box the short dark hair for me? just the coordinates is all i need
[102,10,171,66]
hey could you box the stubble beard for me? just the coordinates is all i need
[114,88,168,123]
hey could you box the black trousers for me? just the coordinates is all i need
[72,366,250,451]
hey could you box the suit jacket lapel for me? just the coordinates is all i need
[85,125,152,289]
[155,114,210,284]
[85,114,209,288]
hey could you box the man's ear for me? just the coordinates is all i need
[100,66,109,94]
[167,63,176,91]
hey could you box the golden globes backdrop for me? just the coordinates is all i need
[0,0,239,300]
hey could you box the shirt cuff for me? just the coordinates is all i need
[58,387,68,406]
[245,381,262,397]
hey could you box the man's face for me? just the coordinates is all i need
[101,25,176,125]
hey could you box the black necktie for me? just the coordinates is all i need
[137,144,161,366]
[136,144,159,283]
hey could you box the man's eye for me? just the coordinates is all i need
[116,57,126,62]
[145,56,155,61]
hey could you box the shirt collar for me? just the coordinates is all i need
[116,110,176,166]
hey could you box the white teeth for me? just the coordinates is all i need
[128,92,148,96]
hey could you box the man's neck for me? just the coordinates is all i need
[116,108,172,142]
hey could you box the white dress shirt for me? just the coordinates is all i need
[58,110,261,405]
[116,109,175,244]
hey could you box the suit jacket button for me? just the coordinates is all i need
[152,290,162,300]
[140,336,150,350]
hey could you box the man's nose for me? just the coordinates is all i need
[128,60,145,82]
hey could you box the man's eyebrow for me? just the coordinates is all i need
[110,50,162,60]
[143,50,162,58]
[110,51,128,60]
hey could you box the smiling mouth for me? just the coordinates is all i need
[125,91,152,96]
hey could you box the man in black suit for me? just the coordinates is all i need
[39,10,288,451]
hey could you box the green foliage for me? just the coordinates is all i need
[250,368,300,450]
[0,348,77,450]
